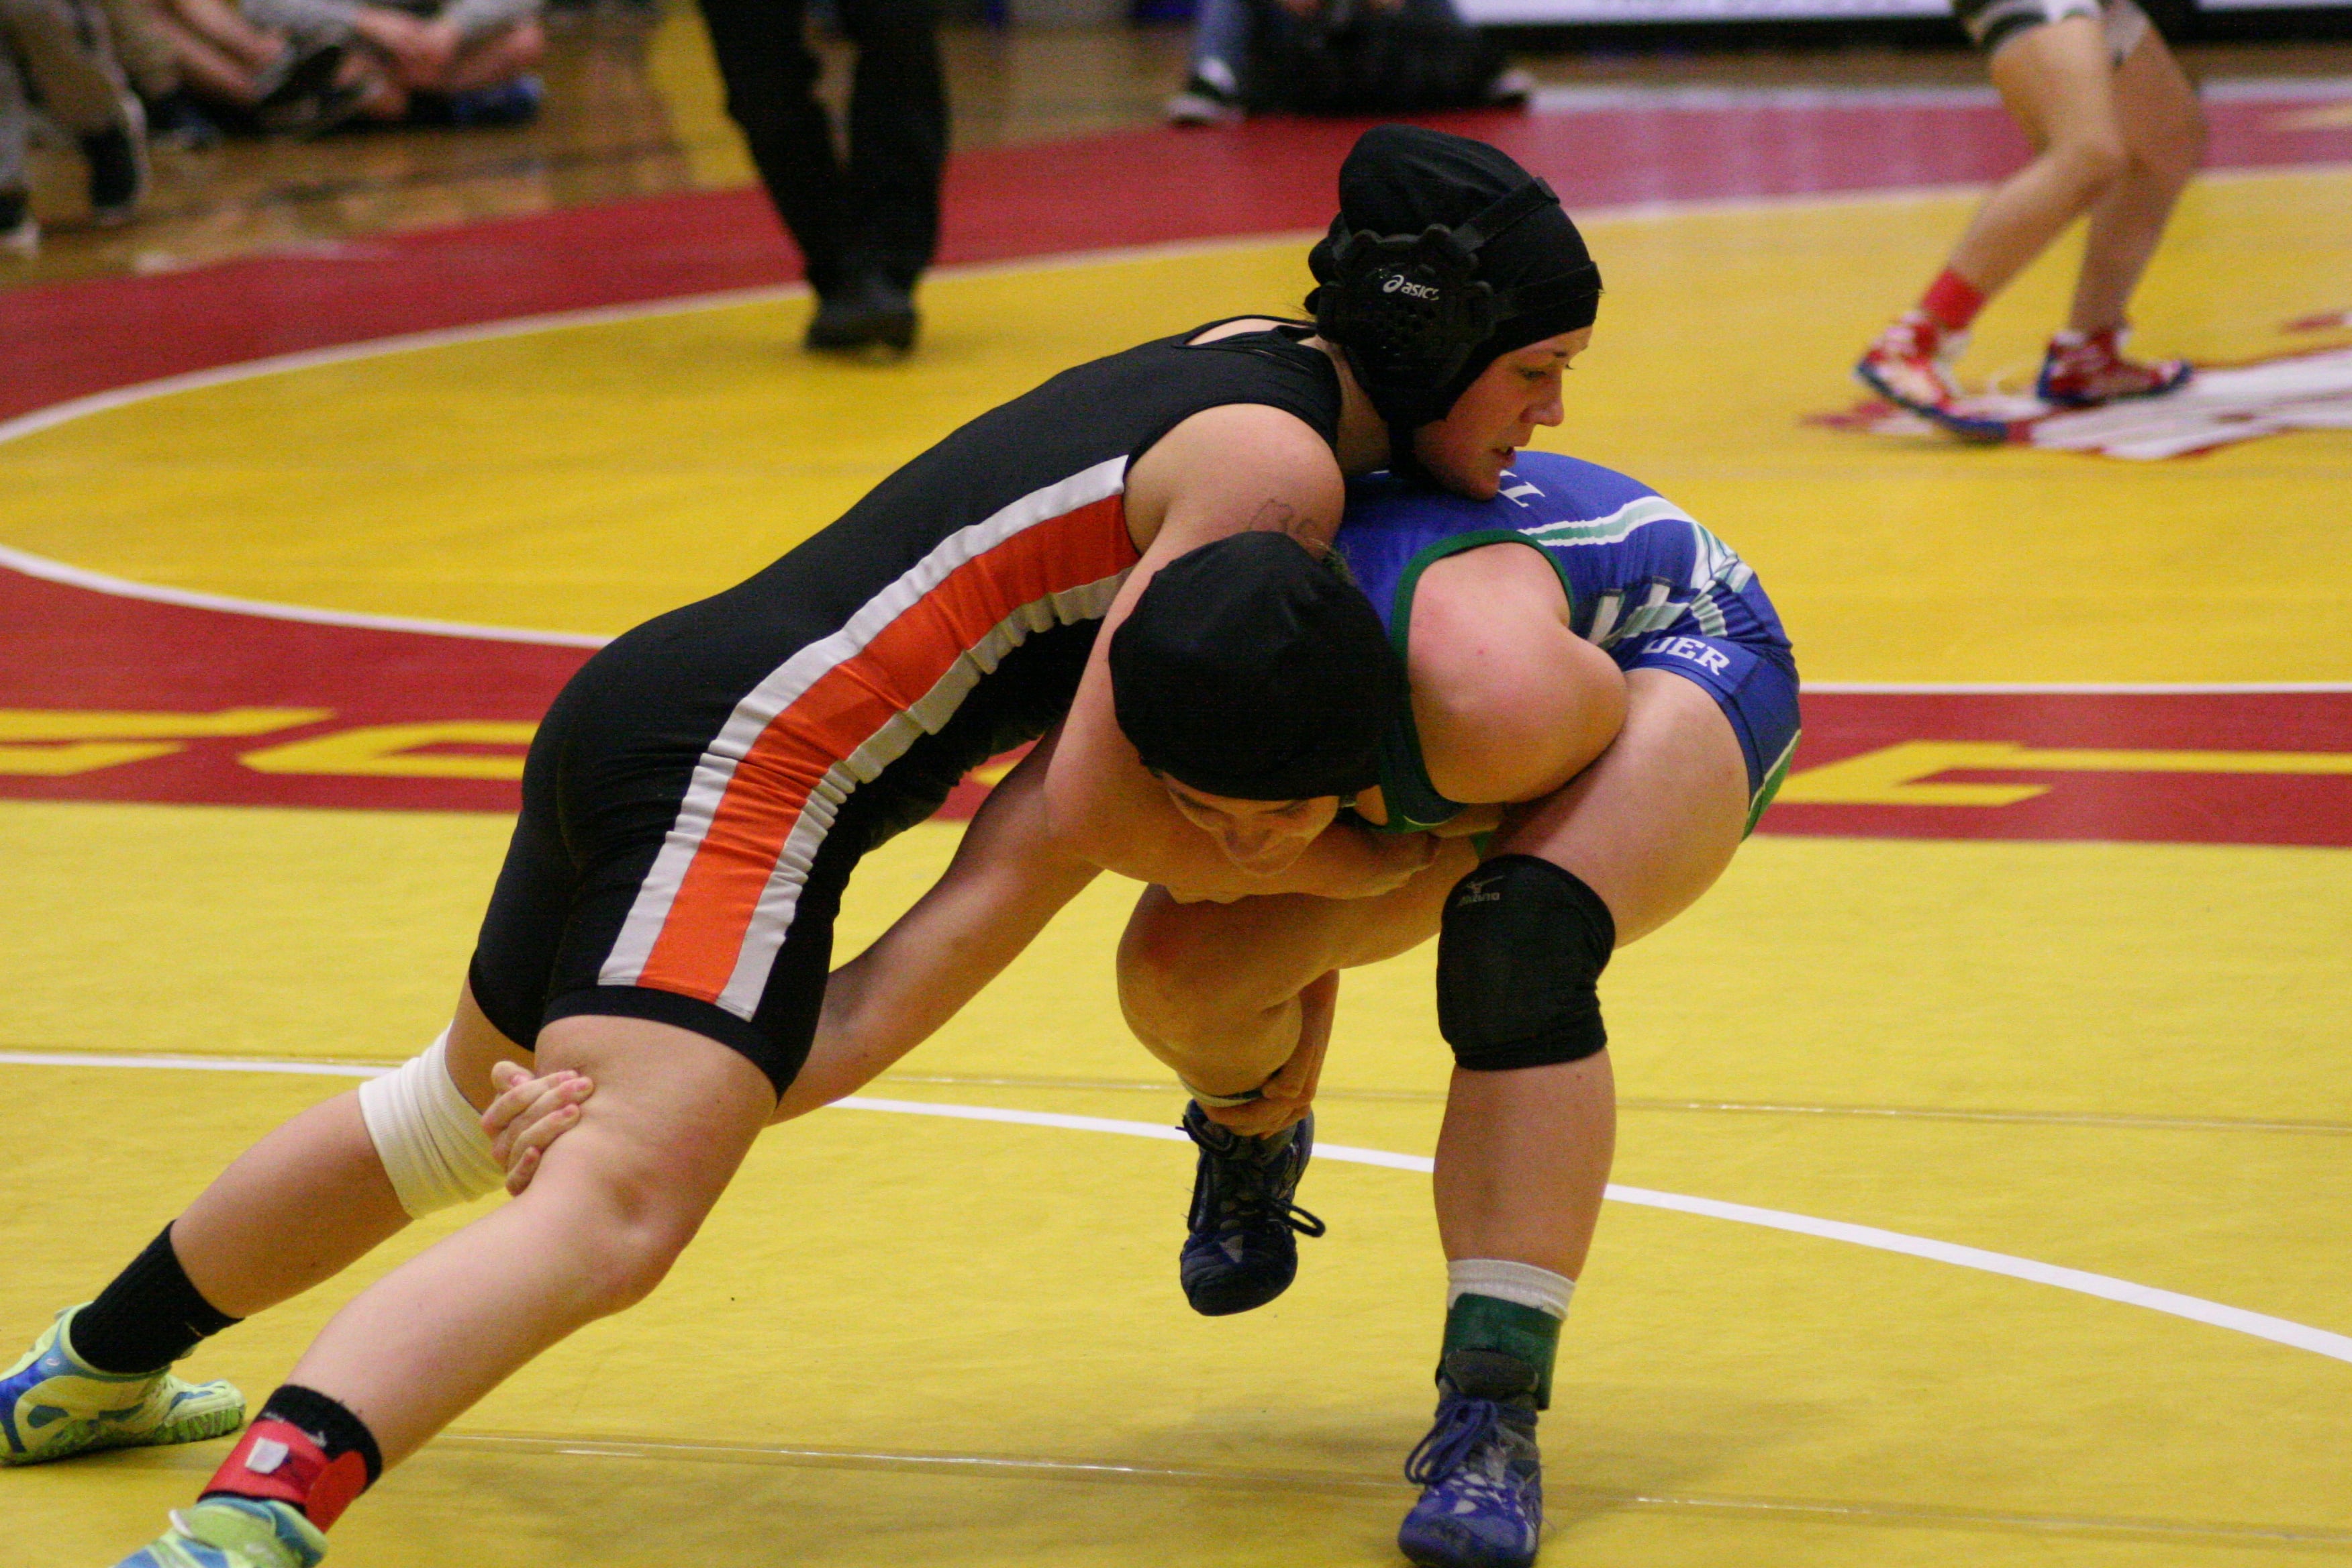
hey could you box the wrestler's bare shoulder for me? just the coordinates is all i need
[1123,326,1347,556]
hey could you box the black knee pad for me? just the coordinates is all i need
[1436,855,1616,1072]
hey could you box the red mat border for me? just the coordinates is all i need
[5,96,2347,424]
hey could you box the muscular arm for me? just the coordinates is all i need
[773,731,1101,1119]
[1406,542,1627,807]
[1044,402,1432,901]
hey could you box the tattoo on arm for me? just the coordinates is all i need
[1247,499,1308,538]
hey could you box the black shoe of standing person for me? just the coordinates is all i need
[1,187,37,255]
[82,115,150,227]
[805,274,918,355]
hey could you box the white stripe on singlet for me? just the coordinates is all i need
[712,574,1128,1016]
[599,456,1132,1003]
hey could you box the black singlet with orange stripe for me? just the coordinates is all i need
[469,321,1343,1089]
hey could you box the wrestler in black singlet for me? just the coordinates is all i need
[471,322,1343,1092]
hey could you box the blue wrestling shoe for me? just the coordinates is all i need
[114,1498,326,1568]
[1177,1099,1324,1316]
[1,1307,244,1466]
[1397,1350,1545,1568]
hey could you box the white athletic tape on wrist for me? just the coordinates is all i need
[357,1032,504,1218]
[1447,1258,1575,1319]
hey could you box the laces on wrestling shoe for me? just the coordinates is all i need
[1398,1351,1545,1568]
[0,1307,244,1467]
[1177,1099,1324,1316]
[1853,310,2010,443]
[2035,326,2192,407]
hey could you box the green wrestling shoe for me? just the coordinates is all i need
[0,1307,244,1465]
[114,1499,327,1568]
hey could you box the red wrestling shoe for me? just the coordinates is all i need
[2035,326,2192,407]
[1853,311,2010,442]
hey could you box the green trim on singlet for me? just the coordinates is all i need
[1357,528,1579,835]
[1745,724,1802,838]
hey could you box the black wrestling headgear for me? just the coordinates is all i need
[1109,532,1406,801]
[1308,126,1602,438]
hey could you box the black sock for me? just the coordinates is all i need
[70,1224,242,1375]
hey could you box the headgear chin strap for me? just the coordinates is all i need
[1310,170,1601,447]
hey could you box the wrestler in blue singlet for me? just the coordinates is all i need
[1333,449,1802,836]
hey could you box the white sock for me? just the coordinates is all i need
[1447,1259,1575,1320]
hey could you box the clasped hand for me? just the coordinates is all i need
[480,1059,594,1195]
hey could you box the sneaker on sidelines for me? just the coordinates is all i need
[2035,325,2191,407]
[1177,1099,1324,1316]
[449,74,544,126]
[408,74,544,128]
[1165,71,1243,127]
[1397,1349,1545,1568]
[114,1498,327,1568]
[1853,309,2009,442]
[0,1307,245,1466]
[1,188,36,256]
[1485,66,1536,109]
[81,95,150,226]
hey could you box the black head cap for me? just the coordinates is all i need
[1109,532,1406,801]
[1309,126,1602,434]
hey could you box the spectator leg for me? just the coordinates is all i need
[0,0,132,134]
[2066,25,2203,334]
[444,16,543,90]
[171,0,288,70]
[238,0,358,48]
[1946,15,2126,301]
[98,0,178,97]
[1184,0,1248,97]
[1,45,30,194]
[695,0,849,296]
[151,11,266,98]
[348,56,407,119]
[838,0,942,290]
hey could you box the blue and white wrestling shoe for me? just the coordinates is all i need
[113,1499,326,1568]
[1177,1099,1325,1316]
[0,1307,244,1465]
[1397,1350,1546,1568]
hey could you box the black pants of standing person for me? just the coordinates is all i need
[697,0,946,350]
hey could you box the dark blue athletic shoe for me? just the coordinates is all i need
[450,76,544,127]
[408,76,544,128]
[1177,1099,1324,1316]
[1397,1350,1545,1568]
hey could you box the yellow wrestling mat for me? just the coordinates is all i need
[4,168,2350,1566]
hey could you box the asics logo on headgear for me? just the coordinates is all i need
[1381,275,1440,300]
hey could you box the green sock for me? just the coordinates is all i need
[1440,1293,1562,1410]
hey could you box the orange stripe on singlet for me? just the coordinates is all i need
[636,496,1136,1003]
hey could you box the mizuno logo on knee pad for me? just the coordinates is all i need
[1436,855,1616,1073]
